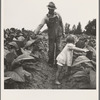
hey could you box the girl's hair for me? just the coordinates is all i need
[66,35,75,44]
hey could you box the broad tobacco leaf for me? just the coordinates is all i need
[4,77,11,81]
[72,71,89,78]
[90,70,96,89]
[4,49,10,58]
[6,52,17,64]
[12,54,35,66]
[14,67,32,80]
[4,71,25,82]
[72,56,91,67]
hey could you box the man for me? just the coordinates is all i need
[34,2,65,67]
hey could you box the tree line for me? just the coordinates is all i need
[65,19,96,36]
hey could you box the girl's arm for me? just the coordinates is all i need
[69,46,88,52]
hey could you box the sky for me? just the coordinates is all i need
[3,0,98,31]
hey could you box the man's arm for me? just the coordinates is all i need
[34,16,47,34]
[58,13,65,35]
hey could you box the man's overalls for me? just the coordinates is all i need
[46,13,63,65]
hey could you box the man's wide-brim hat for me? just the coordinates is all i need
[47,2,57,9]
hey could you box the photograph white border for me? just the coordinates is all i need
[1,0,99,100]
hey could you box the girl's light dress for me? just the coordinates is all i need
[56,43,75,66]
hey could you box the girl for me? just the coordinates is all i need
[55,35,88,84]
